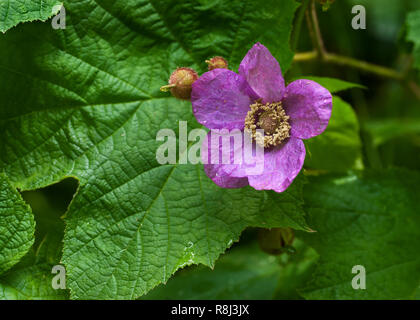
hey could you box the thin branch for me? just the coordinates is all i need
[293,51,403,80]
[324,53,404,80]
[291,0,311,51]
[305,9,318,54]
[408,81,420,100]
[293,51,317,62]
[297,1,404,81]
[295,1,419,100]
[309,0,326,58]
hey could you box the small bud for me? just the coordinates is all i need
[316,0,335,11]
[258,227,295,256]
[160,67,199,100]
[205,56,228,71]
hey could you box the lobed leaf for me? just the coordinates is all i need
[300,169,420,299]
[0,174,35,275]
[0,180,71,299]
[0,233,68,299]
[0,0,302,299]
[0,0,62,33]
[143,239,318,300]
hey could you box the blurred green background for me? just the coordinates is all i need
[289,0,420,170]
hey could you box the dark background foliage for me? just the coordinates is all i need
[290,0,420,170]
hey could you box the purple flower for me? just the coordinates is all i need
[191,43,333,193]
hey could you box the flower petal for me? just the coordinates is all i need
[238,42,285,103]
[203,164,249,189]
[247,137,306,193]
[201,130,249,188]
[283,79,333,139]
[191,69,259,130]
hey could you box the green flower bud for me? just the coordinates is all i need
[258,227,295,255]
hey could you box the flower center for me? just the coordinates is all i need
[244,100,291,148]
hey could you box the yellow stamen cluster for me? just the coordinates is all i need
[244,100,291,148]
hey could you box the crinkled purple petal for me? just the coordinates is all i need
[191,69,259,130]
[238,42,285,103]
[246,137,306,193]
[203,164,249,189]
[283,79,333,139]
[202,130,249,188]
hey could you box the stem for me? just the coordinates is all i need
[291,0,311,51]
[293,51,403,80]
[303,0,401,80]
[293,51,317,62]
[309,0,326,58]
[294,1,419,100]
[305,9,317,54]
[324,53,404,80]
[160,84,176,92]
[408,81,420,100]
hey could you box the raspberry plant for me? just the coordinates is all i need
[0,0,419,300]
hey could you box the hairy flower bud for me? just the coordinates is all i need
[160,67,199,100]
[258,227,295,255]
[205,56,228,71]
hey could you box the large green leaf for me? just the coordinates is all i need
[0,0,301,299]
[258,176,310,231]
[0,0,62,33]
[300,169,420,299]
[143,239,318,300]
[304,97,363,172]
[0,181,71,300]
[0,174,35,275]
[62,174,307,299]
[365,118,420,146]
[0,234,68,299]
